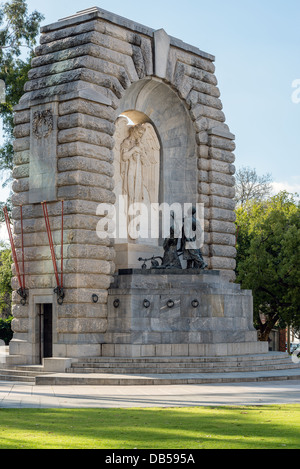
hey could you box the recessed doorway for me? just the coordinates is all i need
[37,303,53,363]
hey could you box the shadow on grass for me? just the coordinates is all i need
[0,406,299,449]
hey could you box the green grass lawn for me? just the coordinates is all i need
[0,405,299,449]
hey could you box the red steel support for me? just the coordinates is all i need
[61,200,64,289]
[41,201,60,288]
[3,206,23,290]
[3,206,27,305]
[41,201,64,304]
[20,205,25,291]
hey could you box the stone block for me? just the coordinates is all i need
[57,318,107,334]
[11,303,29,318]
[65,343,102,358]
[101,344,115,357]
[9,339,32,357]
[154,29,170,79]
[210,220,236,234]
[114,344,141,357]
[211,257,236,270]
[210,245,237,258]
[155,344,172,356]
[12,164,29,179]
[59,98,115,121]
[11,318,29,334]
[43,357,73,372]
[210,207,237,223]
[171,344,189,356]
[209,171,235,188]
[140,344,156,357]
[13,123,30,138]
[57,302,108,319]
[57,156,113,177]
[209,183,236,199]
[209,147,235,163]
[13,150,30,166]
[13,136,30,152]
[58,141,113,162]
[14,110,30,125]
[57,170,113,191]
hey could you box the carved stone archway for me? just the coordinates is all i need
[113,78,198,268]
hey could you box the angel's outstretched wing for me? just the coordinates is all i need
[114,116,131,195]
[141,123,160,204]
[142,123,160,164]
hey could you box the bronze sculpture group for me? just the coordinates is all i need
[138,208,208,271]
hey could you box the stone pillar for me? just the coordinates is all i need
[10,88,117,361]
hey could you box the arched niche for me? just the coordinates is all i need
[117,78,197,206]
[113,78,197,270]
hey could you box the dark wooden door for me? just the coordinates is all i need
[43,304,53,358]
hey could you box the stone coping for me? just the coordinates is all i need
[40,6,215,62]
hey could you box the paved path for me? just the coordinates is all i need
[0,380,299,408]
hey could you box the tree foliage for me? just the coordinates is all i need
[0,0,44,184]
[0,243,12,317]
[0,316,13,344]
[235,192,300,341]
[235,166,273,206]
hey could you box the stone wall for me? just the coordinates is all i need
[10,7,237,362]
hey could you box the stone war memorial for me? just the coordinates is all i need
[6,5,287,381]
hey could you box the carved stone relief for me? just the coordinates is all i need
[29,102,58,204]
[32,109,53,139]
[114,116,160,242]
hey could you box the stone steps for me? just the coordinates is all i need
[68,363,298,375]
[0,373,35,383]
[0,365,53,384]
[71,352,288,364]
[56,352,300,384]
[2,352,299,386]
[67,352,291,365]
[67,353,298,375]
[35,368,300,386]
[70,358,293,368]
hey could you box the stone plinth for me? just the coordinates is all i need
[103,270,268,357]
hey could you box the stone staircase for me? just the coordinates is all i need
[37,352,300,385]
[66,353,297,375]
[1,352,299,386]
[0,365,52,384]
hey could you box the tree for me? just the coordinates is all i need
[235,192,300,342]
[0,0,44,185]
[0,243,12,318]
[0,195,11,223]
[0,316,13,344]
[235,166,273,206]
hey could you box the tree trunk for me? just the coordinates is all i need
[257,314,279,342]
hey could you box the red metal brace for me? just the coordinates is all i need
[3,206,27,305]
[41,201,65,305]
[20,205,25,294]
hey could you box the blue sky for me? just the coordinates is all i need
[1,0,300,209]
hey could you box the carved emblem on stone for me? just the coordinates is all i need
[32,109,53,139]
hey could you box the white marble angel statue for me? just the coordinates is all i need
[116,119,160,207]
